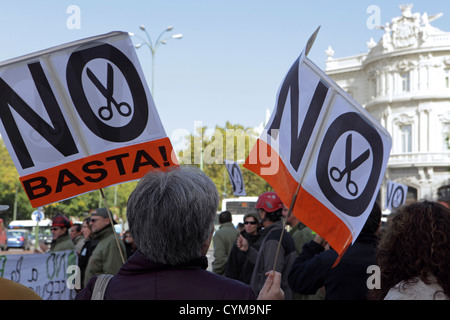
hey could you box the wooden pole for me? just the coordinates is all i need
[99,188,125,264]
[271,183,302,272]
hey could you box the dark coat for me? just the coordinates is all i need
[288,232,379,300]
[75,250,256,300]
[249,220,297,300]
[78,238,98,289]
[225,230,262,284]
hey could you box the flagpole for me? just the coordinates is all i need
[99,188,126,264]
[271,182,302,272]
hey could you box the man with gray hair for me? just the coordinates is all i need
[76,166,283,300]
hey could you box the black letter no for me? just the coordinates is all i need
[267,58,328,172]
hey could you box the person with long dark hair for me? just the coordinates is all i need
[372,200,450,300]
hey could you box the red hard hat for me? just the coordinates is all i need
[255,192,284,213]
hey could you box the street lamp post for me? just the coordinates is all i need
[131,25,183,97]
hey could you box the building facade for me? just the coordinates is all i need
[325,4,450,208]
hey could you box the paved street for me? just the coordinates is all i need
[0,248,34,255]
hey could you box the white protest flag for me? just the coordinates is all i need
[244,29,392,261]
[0,250,77,300]
[0,31,178,208]
[225,160,246,196]
[385,180,408,211]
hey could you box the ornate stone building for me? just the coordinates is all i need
[325,4,450,208]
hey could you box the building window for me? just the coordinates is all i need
[400,124,412,152]
[444,123,450,150]
[438,186,450,203]
[406,186,418,205]
[401,72,410,92]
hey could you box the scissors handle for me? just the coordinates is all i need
[98,101,132,121]
[115,101,132,117]
[330,166,359,196]
[330,167,344,182]
[98,105,113,121]
[346,180,358,196]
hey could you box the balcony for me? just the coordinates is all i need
[388,151,450,168]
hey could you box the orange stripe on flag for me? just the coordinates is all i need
[20,138,178,208]
[244,139,352,258]
[295,187,353,261]
[244,139,298,198]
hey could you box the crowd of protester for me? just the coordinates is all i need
[1,166,449,300]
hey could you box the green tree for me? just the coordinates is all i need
[0,139,33,223]
[177,122,272,203]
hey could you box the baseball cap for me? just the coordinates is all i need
[91,207,117,224]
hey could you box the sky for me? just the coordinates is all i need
[0,0,449,149]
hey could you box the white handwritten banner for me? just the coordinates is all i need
[0,250,77,300]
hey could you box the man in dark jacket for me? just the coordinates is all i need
[288,202,382,300]
[76,166,283,300]
[237,192,297,300]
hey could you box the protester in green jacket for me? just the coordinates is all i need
[83,208,126,288]
[212,211,239,275]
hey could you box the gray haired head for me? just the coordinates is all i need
[127,165,219,265]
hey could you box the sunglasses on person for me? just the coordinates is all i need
[51,227,61,231]
[244,220,257,225]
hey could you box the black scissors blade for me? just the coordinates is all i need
[344,134,370,172]
[86,67,109,98]
[106,63,114,103]
[348,149,370,172]
[345,134,352,167]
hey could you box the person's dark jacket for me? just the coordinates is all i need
[249,220,297,299]
[78,238,99,289]
[288,232,378,300]
[225,230,262,284]
[75,250,256,300]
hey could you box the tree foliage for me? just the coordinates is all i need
[0,139,33,222]
[177,122,272,206]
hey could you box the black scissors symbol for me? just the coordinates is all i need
[87,63,132,121]
[329,134,370,196]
